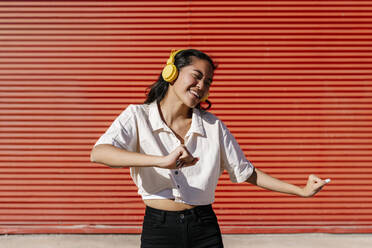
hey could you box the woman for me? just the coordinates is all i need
[90,49,329,248]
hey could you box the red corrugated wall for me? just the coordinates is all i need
[1,0,372,234]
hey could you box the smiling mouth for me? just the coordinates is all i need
[189,90,201,99]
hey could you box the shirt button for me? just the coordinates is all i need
[175,171,179,175]
[177,185,180,188]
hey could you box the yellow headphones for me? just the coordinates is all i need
[162,49,183,83]
[162,49,209,102]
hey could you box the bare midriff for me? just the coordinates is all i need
[143,199,196,211]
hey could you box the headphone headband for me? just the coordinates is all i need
[166,49,183,65]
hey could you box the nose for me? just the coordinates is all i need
[195,81,209,100]
[196,79,207,91]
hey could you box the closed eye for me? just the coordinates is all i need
[193,71,212,85]
[192,73,202,80]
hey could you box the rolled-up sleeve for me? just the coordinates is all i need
[220,122,255,183]
[94,105,138,152]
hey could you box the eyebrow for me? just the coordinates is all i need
[193,69,203,76]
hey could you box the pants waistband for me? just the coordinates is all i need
[145,204,213,218]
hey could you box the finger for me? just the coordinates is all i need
[318,178,330,187]
[175,159,185,169]
[177,156,194,166]
[313,178,329,192]
[177,150,196,163]
[182,158,199,168]
[185,157,199,166]
[177,148,190,160]
[178,161,185,168]
[175,157,199,169]
[191,157,199,165]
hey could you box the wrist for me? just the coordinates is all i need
[153,155,167,168]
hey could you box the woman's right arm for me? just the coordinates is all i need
[90,144,198,169]
[91,144,163,168]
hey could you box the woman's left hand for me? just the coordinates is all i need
[300,174,330,197]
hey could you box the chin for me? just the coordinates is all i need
[188,101,199,109]
[182,96,200,109]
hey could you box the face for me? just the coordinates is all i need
[171,57,214,108]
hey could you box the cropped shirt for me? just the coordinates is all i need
[94,101,254,205]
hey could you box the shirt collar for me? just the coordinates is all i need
[149,101,167,132]
[188,108,206,137]
[148,101,206,137]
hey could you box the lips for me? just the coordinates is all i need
[189,89,201,99]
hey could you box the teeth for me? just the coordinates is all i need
[189,90,200,99]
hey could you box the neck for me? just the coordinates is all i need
[158,96,192,126]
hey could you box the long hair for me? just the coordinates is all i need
[144,49,217,111]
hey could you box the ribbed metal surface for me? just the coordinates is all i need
[0,0,371,234]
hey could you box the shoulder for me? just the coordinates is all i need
[197,109,227,131]
[119,103,149,116]
[199,109,222,123]
[113,104,150,125]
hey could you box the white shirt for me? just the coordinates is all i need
[94,101,254,205]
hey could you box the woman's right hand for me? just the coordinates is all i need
[158,145,199,169]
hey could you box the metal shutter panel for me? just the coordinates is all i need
[0,1,371,234]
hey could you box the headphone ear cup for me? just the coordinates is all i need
[162,64,179,83]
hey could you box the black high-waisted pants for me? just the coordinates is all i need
[141,205,224,248]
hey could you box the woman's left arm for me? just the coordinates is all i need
[246,168,329,197]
